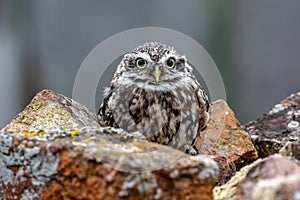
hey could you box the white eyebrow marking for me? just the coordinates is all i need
[160,51,181,63]
[134,52,152,61]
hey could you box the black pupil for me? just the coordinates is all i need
[167,59,174,67]
[138,59,145,66]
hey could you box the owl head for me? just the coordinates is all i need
[114,42,193,90]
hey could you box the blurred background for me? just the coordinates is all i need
[1,0,300,128]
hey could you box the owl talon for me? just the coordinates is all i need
[182,144,198,155]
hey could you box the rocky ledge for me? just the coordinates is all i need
[0,128,220,200]
[1,89,300,199]
[245,92,300,158]
[214,92,300,200]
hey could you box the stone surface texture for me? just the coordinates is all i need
[280,140,300,161]
[236,154,300,200]
[214,154,300,200]
[1,89,101,132]
[213,158,262,200]
[0,129,219,200]
[0,89,220,200]
[195,100,258,170]
[245,92,300,158]
[211,156,236,186]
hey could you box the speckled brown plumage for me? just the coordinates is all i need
[98,42,209,154]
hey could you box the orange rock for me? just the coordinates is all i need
[195,100,258,170]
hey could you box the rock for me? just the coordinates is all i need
[236,154,300,200]
[1,89,101,132]
[0,89,219,199]
[0,129,219,200]
[195,100,258,170]
[211,156,236,186]
[245,92,300,158]
[214,154,300,200]
[213,158,262,200]
[280,140,300,160]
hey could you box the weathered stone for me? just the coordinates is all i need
[236,154,300,200]
[280,140,300,161]
[214,154,300,200]
[195,100,258,170]
[1,89,101,132]
[0,89,219,199]
[211,156,236,186]
[213,158,262,200]
[245,92,300,158]
[0,129,219,200]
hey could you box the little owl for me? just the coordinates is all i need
[98,42,209,154]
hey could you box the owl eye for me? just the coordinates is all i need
[166,57,176,69]
[135,58,147,69]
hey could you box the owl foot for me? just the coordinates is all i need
[182,144,198,155]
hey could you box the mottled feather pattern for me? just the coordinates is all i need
[98,42,209,153]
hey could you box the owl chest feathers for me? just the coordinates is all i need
[102,84,202,147]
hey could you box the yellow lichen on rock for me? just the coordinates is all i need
[0,89,101,133]
[71,130,79,137]
[20,130,46,137]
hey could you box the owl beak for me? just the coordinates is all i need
[152,66,161,83]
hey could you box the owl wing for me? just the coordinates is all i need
[196,86,209,131]
[191,75,210,131]
[97,89,118,127]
